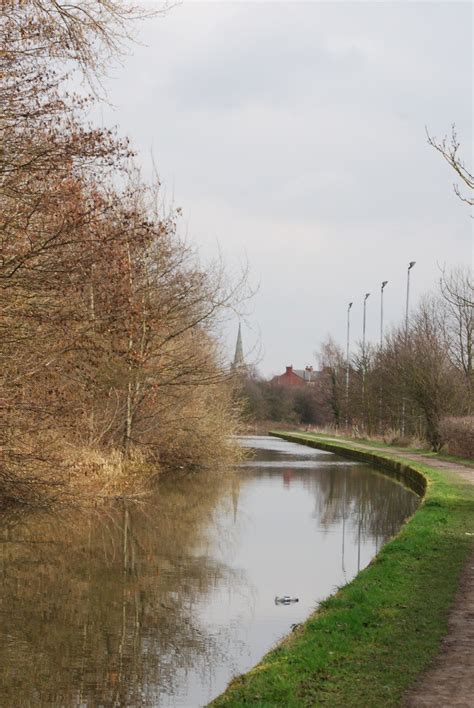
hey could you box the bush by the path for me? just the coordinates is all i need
[441,417,474,460]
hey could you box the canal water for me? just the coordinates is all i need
[0,436,419,706]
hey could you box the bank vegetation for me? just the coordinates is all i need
[238,266,472,456]
[0,1,246,507]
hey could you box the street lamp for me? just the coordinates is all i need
[362,292,370,358]
[345,301,353,427]
[405,261,416,337]
[362,293,370,429]
[401,261,416,435]
[379,281,388,430]
[380,281,388,348]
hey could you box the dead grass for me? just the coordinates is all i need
[240,419,304,435]
[300,425,426,450]
[1,433,158,509]
[1,428,242,510]
[66,445,157,504]
[440,417,474,460]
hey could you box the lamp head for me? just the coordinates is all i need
[348,301,353,310]
[408,261,416,270]
[364,292,370,301]
[381,280,388,290]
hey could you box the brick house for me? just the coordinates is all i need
[271,365,318,387]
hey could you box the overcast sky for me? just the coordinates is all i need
[97,1,473,376]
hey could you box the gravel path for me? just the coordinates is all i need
[404,548,474,707]
[398,452,474,708]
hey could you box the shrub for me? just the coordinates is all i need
[440,417,474,459]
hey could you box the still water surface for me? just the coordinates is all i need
[0,436,419,706]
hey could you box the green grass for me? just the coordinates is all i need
[210,432,474,707]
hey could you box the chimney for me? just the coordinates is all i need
[286,365,293,374]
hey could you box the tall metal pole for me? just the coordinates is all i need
[379,281,388,431]
[405,262,416,337]
[380,281,388,348]
[345,302,353,428]
[401,262,416,436]
[362,293,370,430]
[362,292,370,358]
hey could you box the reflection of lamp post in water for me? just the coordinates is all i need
[357,505,362,573]
[341,473,347,580]
[345,302,353,428]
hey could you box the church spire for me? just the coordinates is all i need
[232,322,244,370]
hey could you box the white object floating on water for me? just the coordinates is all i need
[274,595,299,605]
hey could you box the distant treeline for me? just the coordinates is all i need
[238,268,473,455]
[237,375,335,428]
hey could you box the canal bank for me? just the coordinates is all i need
[211,432,474,707]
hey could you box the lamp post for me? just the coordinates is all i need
[380,281,388,348]
[379,281,388,430]
[345,301,353,428]
[362,293,370,429]
[405,262,416,337]
[401,261,416,436]
[362,292,370,359]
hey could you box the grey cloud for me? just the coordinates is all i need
[97,1,472,374]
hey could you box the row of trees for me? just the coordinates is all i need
[239,267,472,451]
[322,267,472,449]
[1,1,245,504]
[238,374,334,427]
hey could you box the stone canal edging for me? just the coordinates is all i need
[269,431,428,497]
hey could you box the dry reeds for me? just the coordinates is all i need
[440,417,474,459]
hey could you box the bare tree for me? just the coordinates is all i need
[383,298,459,450]
[438,266,473,413]
[318,336,346,428]
[0,1,248,505]
[427,125,473,207]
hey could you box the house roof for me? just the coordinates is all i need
[296,370,321,382]
[271,366,321,384]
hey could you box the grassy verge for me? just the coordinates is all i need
[210,432,474,707]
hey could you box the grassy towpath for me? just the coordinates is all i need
[211,432,474,708]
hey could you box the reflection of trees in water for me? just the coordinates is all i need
[242,463,419,546]
[0,458,418,705]
[0,470,245,706]
[307,465,419,544]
